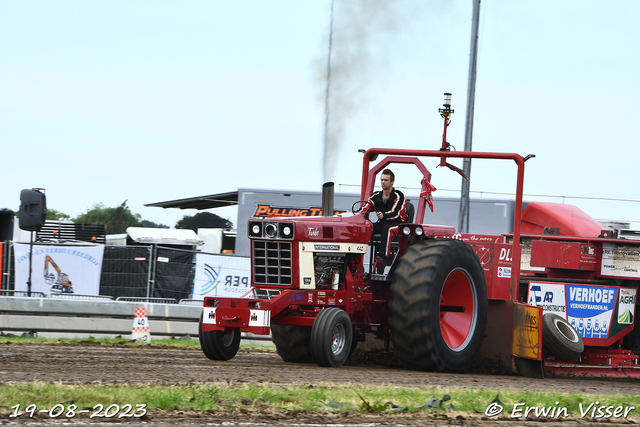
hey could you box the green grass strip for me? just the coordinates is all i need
[0,382,638,420]
[1,337,638,420]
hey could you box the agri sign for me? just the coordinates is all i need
[528,282,637,342]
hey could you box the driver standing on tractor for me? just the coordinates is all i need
[366,169,408,270]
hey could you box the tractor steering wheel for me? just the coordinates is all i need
[351,200,378,223]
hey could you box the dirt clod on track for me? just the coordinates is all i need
[1,341,639,426]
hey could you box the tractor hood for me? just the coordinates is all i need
[248,213,373,244]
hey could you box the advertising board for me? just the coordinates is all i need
[192,253,251,299]
[527,282,637,345]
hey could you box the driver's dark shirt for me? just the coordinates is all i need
[366,188,407,222]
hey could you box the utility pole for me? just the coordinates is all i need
[458,0,481,233]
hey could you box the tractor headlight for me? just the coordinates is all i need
[415,227,424,236]
[402,226,412,236]
[280,223,293,238]
[248,221,262,238]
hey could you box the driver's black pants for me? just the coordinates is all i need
[373,219,403,258]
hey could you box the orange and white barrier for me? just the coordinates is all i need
[131,307,151,342]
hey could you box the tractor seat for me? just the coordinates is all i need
[371,201,415,258]
[405,201,415,223]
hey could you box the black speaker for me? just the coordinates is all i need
[19,189,47,231]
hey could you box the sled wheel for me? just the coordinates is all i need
[198,314,240,361]
[310,308,353,367]
[388,239,488,372]
[542,313,584,362]
[271,324,312,363]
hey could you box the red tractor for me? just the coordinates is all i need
[200,98,640,378]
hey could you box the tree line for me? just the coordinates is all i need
[2,200,233,235]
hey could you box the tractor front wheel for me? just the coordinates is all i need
[388,239,488,372]
[199,315,240,361]
[310,308,353,367]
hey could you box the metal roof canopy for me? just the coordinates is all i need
[126,227,204,246]
[145,191,239,210]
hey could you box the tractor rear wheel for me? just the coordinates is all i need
[198,315,240,361]
[310,307,353,367]
[388,239,488,372]
[542,313,584,362]
[271,324,312,363]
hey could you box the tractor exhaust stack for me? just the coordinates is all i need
[322,182,334,216]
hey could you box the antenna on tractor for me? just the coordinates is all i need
[439,92,454,153]
[437,93,468,180]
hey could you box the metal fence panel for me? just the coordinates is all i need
[116,296,177,304]
[48,293,114,301]
[99,246,152,298]
[0,289,46,298]
[152,247,194,301]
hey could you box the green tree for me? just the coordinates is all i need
[46,208,71,221]
[2,207,69,220]
[175,212,233,232]
[140,219,169,228]
[75,200,142,234]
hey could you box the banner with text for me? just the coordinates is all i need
[527,282,637,340]
[193,254,251,299]
[14,244,105,296]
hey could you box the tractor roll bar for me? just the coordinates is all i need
[361,148,528,299]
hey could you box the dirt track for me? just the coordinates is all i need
[1,341,640,426]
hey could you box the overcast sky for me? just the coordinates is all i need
[1,1,639,230]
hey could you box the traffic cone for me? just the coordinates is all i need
[131,307,151,342]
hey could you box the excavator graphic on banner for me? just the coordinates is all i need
[43,255,74,293]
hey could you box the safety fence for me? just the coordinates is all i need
[0,242,265,340]
[0,293,271,341]
[99,245,195,300]
[0,241,250,301]
[0,296,202,338]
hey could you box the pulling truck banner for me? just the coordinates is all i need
[253,203,347,218]
[528,282,637,341]
[192,254,251,299]
[13,243,105,296]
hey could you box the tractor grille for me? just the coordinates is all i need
[252,240,293,285]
